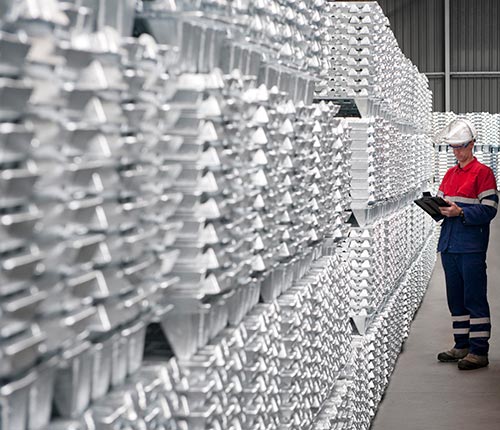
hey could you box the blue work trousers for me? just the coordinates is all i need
[441,252,491,356]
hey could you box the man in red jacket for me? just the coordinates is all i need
[436,118,498,370]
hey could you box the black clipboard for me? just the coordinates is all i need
[414,194,451,221]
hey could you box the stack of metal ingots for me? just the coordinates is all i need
[345,205,435,333]
[314,3,439,428]
[313,232,438,430]
[141,0,328,101]
[432,112,500,187]
[0,1,441,430]
[0,0,362,429]
[317,1,432,130]
[348,117,433,223]
[0,3,183,430]
[156,253,354,430]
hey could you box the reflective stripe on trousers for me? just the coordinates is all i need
[441,252,491,356]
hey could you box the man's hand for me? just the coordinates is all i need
[439,200,463,217]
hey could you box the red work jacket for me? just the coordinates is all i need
[437,157,498,253]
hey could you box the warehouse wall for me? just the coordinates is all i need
[377,0,500,113]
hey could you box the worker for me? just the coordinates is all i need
[436,118,498,370]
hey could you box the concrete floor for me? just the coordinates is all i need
[371,218,500,430]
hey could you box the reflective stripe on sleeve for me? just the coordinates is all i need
[453,328,470,335]
[470,331,490,338]
[447,196,480,204]
[470,317,491,325]
[452,315,470,322]
[437,190,445,198]
[481,199,498,209]
[478,189,498,199]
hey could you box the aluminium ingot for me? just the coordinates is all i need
[0,205,42,252]
[0,319,45,378]
[0,31,31,77]
[0,246,43,285]
[0,162,39,209]
[52,341,93,418]
[0,77,33,121]
[27,355,59,430]
[157,295,210,361]
[0,285,47,321]
[0,370,37,430]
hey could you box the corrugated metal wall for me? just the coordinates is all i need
[377,0,500,113]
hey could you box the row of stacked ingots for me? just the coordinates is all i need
[0,1,437,430]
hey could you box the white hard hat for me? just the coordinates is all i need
[441,118,477,145]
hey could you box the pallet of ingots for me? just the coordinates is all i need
[41,255,349,430]
[320,231,437,430]
[348,117,433,227]
[344,220,386,335]
[344,202,436,336]
[318,1,432,134]
[0,6,184,430]
[0,1,360,429]
[140,0,328,103]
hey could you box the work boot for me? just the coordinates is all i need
[458,353,489,370]
[437,348,469,362]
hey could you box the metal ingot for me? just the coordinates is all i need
[120,164,158,194]
[120,254,159,286]
[122,101,157,131]
[0,164,39,208]
[110,334,129,388]
[104,195,158,230]
[0,31,31,77]
[36,301,96,356]
[77,59,126,93]
[158,297,210,360]
[205,292,231,341]
[67,269,133,301]
[60,126,118,159]
[121,318,148,376]
[0,371,37,430]
[53,341,93,418]
[260,264,288,303]
[0,247,43,283]
[28,355,59,430]
[177,379,216,411]
[0,207,42,252]
[154,221,183,249]
[177,354,217,386]
[61,159,119,193]
[171,112,205,135]
[83,399,128,430]
[171,165,205,191]
[56,42,93,82]
[47,234,109,269]
[0,123,34,164]
[175,403,217,430]
[90,288,148,334]
[58,2,94,35]
[158,135,203,162]
[0,321,45,378]
[0,286,47,320]
[90,333,114,401]
[223,285,247,327]
[60,84,94,115]
[150,163,183,191]
[1,0,69,34]
[106,226,159,263]
[0,78,33,121]
[45,196,108,232]
[158,249,180,276]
